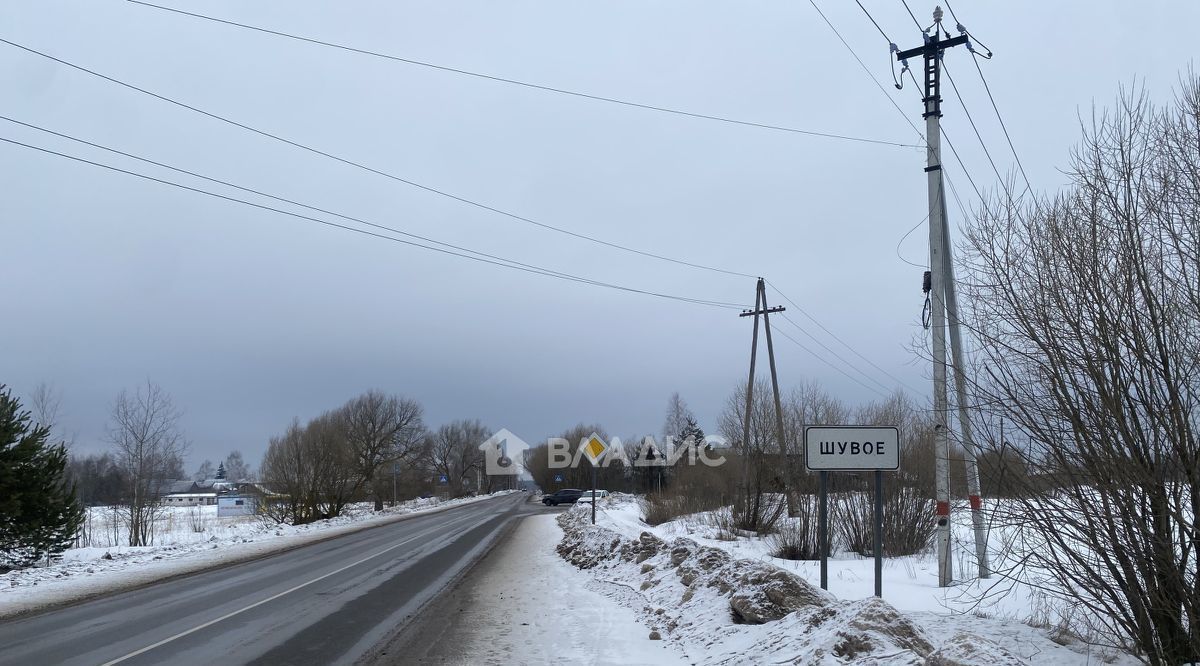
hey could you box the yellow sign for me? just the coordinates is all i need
[582,434,607,465]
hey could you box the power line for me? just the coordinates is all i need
[125,0,921,149]
[854,0,894,42]
[0,113,637,288]
[771,326,890,399]
[4,23,933,401]
[776,313,897,395]
[966,49,1032,195]
[943,61,1006,189]
[0,133,749,310]
[766,281,924,395]
[899,0,924,30]
[805,0,925,144]
[941,0,1033,194]
[0,36,756,280]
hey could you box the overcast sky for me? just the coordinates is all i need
[2,0,1196,472]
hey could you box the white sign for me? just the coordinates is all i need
[804,426,900,471]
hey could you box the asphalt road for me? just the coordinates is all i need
[0,493,543,666]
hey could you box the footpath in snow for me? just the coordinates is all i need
[0,492,516,619]
[552,495,1135,665]
[405,512,687,666]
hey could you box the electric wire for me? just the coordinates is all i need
[899,0,924,30]
[1,28,931,401]
[967,50,1032,194]
[0,113,649,291]
[766,281,924,395]
[942,0,1033,194]
[770,326,890,399]
[805,0,926,144]
[125,0,920,149]
[943,61,1007,190]
[0,133,749,310]
[854,0,894,42]
[0,37,757,281]
[776,313,899,395]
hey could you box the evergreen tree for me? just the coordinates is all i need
[679,416,706,452]
[0,385,84,569]
[215,461,226,480]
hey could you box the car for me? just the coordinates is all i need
[541,489,584,506]
[576,489,609,503]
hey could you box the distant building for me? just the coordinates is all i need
[160,477,238,506]
[217,495,256,517]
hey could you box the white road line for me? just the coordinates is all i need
[99,508,488,666]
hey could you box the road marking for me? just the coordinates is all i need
[99,506,497,665]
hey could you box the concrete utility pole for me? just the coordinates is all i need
[896,6,989,586]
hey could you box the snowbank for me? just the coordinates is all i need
[553,495,1135,665]
[0,491,518,619]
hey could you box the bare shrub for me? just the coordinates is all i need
[187,506,207,533]
[960,78,1200,662]
[640,464,735,525]
[769,494,829,560]
[836,483,935,557]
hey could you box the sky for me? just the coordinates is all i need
[2,0,1197,472]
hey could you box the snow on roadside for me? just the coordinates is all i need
[425,513,688,665]
[554,495,1136,665]
[0,491,518,619]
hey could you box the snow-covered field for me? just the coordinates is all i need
[554,495,1135,665]
[0,492,517,619]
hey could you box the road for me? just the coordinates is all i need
[0,493,541,666]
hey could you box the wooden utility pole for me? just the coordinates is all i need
[737,278,788,529]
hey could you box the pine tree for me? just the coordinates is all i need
[215,461,226,480]
[0,385,84,570]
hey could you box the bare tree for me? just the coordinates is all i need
[28,382,62,433]
[960,79,1200,662]
[222,450,252,482]
[719,380,786,533]
[423,420,489,496]
[194,459,214,481]
[662,392,692,444]
[107,381,187,546]
[339,390,425,510]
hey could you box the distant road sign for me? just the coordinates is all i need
[553,473,564,483]
[438,475,449,484]
[805,426,900,471]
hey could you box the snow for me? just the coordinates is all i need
[0,491,518,619]
[442,513,688,665]
[551,495,1136,665]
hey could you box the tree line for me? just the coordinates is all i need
[259,391,524,525]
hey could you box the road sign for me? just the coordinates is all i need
[553,473,564,483]
[805,424,900,599]
[438,474,448,484]
[581,433,608,465]
[804,426,900,471]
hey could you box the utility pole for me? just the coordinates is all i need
[737,278,788,530]
[896,6,989,586]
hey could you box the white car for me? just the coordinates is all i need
[575,489,609,502]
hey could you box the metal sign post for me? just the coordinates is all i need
[581,433,608,526]
[805,425,900,598]
[818,470,828,590]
